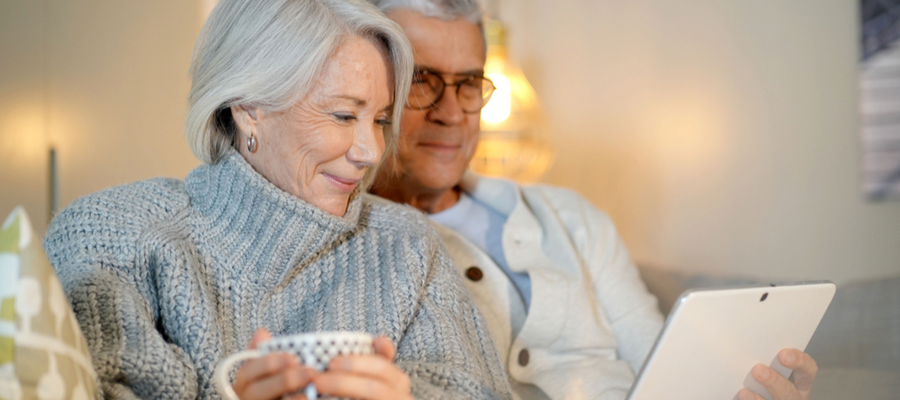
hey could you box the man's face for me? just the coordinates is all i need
[387,10,486,192]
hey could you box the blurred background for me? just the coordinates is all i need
[3,0,898,284]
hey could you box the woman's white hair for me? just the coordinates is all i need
[186,0,413,188]
[368,0,483,23]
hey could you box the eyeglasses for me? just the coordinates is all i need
[406,70,495,113]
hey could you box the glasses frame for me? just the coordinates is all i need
[405,69,495,114]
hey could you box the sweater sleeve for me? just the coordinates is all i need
[43,182,200,399]
[392,226,513,400]
[578,198,664,376]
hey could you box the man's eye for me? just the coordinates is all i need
[462,79,481,89]
[413,72,437,85]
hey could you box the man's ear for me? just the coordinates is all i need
[230,104,262,138]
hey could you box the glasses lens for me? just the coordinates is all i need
[407,72,443,110]
[457,77,486,113]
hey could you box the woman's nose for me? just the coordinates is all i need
[347,123,384,168]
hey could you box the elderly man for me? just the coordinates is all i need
[369,1,819,399]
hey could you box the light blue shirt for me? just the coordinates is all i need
[429,192,532,311]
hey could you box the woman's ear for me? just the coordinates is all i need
[230,104,262,138]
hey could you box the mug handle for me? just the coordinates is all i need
[213,350,260,400]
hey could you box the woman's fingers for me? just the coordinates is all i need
[233,328,280,394]
[321,343,412,400]
[779,349,817,393]
[240,364,316,400]
[328,354,410,390]
[232,353,297,396]
[248,328,272,350]
[373,336,396,361]
[314,371,411,400]
[235,332,410,400]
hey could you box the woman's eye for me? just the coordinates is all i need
[376,119,392,127]
[333,113,356,122]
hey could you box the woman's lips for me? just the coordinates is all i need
[323,173,360,192]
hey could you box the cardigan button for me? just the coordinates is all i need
[465,266,483,282]
[518,349,530,366]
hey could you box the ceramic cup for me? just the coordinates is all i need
[213,331,374,400]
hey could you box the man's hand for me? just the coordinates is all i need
[737,348,818,400]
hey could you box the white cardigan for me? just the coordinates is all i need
[432,173,664,400]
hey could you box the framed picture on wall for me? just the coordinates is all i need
[861,0,900,200]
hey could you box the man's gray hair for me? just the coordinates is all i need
[186,0,414,189]
[369,0,483,24]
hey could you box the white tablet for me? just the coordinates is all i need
[626,281,836,400]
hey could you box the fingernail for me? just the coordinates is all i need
[756,364,770,379]
[736,390,750,400]
[784,350,796,364]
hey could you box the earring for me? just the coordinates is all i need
[247,132,258,153]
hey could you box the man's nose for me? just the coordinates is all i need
[425,87,466,126]
[347,123,384,168]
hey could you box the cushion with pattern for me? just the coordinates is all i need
[0,207,98,400]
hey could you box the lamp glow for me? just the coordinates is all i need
[482,73,511,124]
[472,20,554,182]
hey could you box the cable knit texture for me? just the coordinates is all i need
[43,151,512,400]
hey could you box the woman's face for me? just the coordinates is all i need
[233,35,394,216]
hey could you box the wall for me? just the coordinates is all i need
[0,0,202,234]
[1,1,50,230]
[498,0,900,284]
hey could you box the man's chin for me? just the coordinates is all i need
[408,166,466,193]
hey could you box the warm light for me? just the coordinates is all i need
[471,20,554,182]
[481,73,511,124]
[0,101,46,168]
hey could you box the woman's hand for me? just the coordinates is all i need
[312,336,413,400]
[737,348,818,400]
[232,329,318,400]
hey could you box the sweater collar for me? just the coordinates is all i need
[184,150,364,286]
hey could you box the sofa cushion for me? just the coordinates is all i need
[805,276,900,371]
[0,207,98,400]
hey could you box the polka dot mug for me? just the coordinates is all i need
[213,331,374,400]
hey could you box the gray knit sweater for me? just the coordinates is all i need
[44,151,512,400]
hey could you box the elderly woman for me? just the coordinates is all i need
[43,0,511,399]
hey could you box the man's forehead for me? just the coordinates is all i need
[388,10,485,74]
[414,65,484,77]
